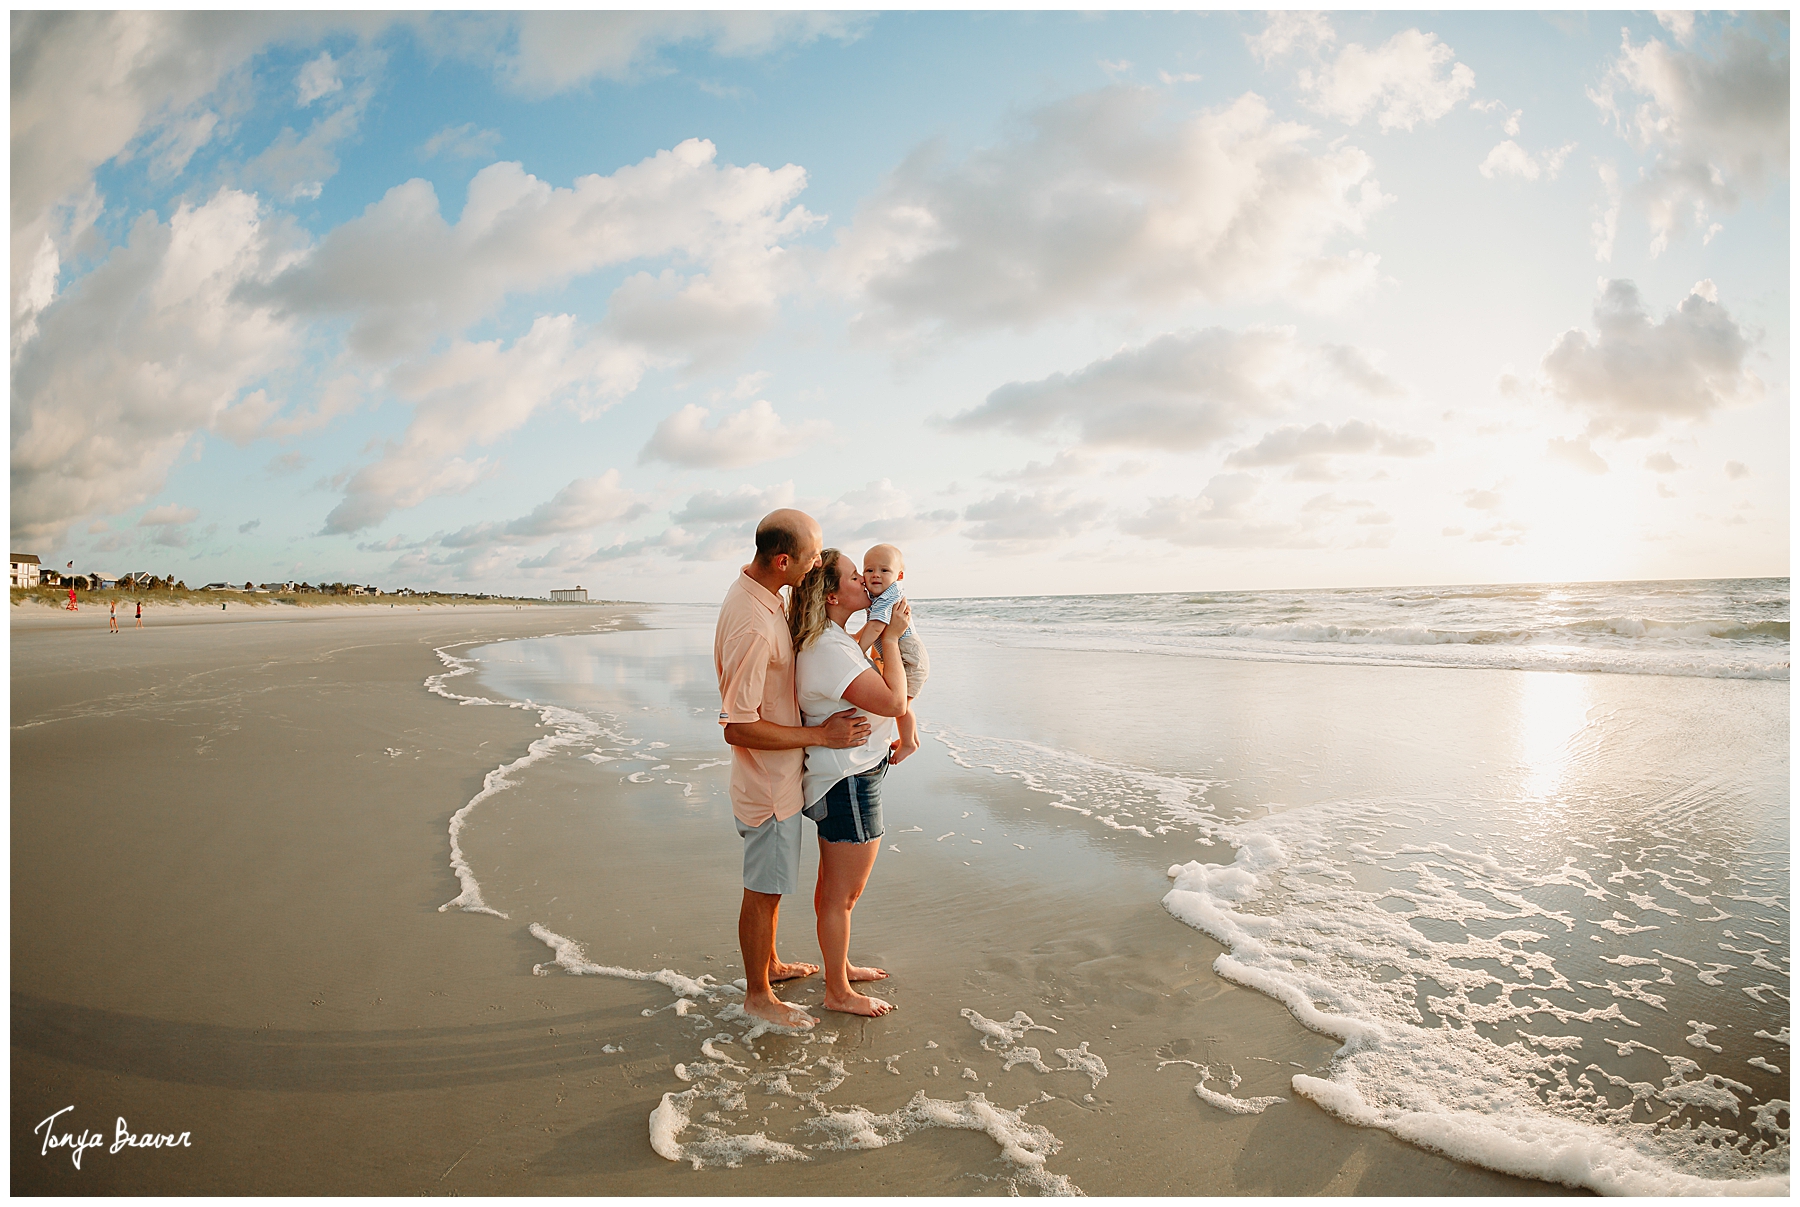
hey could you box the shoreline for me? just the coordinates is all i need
[13,607,1776,1194]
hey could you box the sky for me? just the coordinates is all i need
[10,10,1790,601]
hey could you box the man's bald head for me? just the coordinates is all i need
[753,509,823,585]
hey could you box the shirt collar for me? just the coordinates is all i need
[737,567,783,614]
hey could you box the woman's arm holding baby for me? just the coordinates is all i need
[852,617,887,655]
[842,600,911,718]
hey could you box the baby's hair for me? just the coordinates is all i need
[863,542,905,570]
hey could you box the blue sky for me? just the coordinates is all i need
[11,11,1789,599]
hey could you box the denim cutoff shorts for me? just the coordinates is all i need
[807,757,888,844]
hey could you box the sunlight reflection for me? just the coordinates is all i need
[1517,672,1593,804]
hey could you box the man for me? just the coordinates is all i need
[715,508,870,1028]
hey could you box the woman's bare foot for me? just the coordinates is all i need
[768,959,820,981]
[742,992,816,1029]
[847,964,889,982]
[823,989,895,1017]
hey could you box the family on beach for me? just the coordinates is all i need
[713,508,929,1026]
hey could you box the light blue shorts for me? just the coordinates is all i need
[736,810,803,895]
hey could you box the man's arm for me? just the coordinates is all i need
[724,709,870,751]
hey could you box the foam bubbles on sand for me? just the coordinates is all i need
[959,1010,1111,1090]
[527,929,1086,1193]
[1162,795,1791,1195]
[1192,1064,1286,1116]
[935,724,1787,1194]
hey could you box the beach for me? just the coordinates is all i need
[11,589,1786,1195]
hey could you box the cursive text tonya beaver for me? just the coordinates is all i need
[35,1106,191,1169]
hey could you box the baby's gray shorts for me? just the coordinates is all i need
[898,631,929,697]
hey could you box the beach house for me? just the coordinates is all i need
[10,553,41,588]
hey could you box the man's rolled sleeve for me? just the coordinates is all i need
[718,630,772,725]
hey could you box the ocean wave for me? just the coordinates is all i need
[921,578,1789,680]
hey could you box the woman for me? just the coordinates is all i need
[790,549,912,1018]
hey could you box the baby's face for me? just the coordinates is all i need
[862,554,902,595]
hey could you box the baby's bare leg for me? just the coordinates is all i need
[892,702,921,764]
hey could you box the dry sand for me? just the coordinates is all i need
[12,603,1573,1194]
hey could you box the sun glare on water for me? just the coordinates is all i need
[1515,670,1594,805]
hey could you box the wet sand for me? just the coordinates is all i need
[13,604,1571,1194]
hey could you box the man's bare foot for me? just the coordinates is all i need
[742,992,816,1029]
[768,959,820,981]
[823,989,895,1017]
[889,739,921,765]
[847,964,889,982]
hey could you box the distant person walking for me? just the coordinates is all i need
[715,508,869,1029]
[134,600,143,629]
[108,600,118,633]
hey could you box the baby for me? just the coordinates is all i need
[855,543,929,764]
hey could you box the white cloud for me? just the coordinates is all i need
[638,400,829,469]
[1643,451,1684,473]
[1247,12,1335,65]
[831,88,1389,338]
[961,490,1104,548]
[1479,140,1577,181]
[9,13,385,343]
[12,13,255,334]
[949,329,1279,451]
[1655,12,1698,46]
[490,12,866,96]
[1465,488,1503,510]
[263,140,817,358]
[1541,279,1759,437]
[323,314,651,534]
[985,450,1099,483]
[1318,344,1403,397]
[1225,420,1433,468]
[1592,162,1623,261]
[820,480,960,544]
[1725,460,1751,480]
[954,329,1402,452]
[139,504,200,526]
[501,472,648,537]
[1591,19,1788,255]
[295,52,343,105]
[439,477,647,550]
[1546,436,1609,474]
[419,122,502,161]
[146,109,222,182]
[1120,475,1311,548]
[671,482,796,526]
[1469,521,1527,546]
[11,189,305,546]
[1294,28,1476,131]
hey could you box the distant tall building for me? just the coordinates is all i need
[10,554,40,588]
[551,586,589,603]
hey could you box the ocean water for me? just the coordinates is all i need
[922,577,1791,680]
[439,577,1788,1195]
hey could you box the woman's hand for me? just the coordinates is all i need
[882,598,911,641]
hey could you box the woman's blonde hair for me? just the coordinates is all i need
[788,548,844,653]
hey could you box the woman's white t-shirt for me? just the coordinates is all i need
[796,623,899,808]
